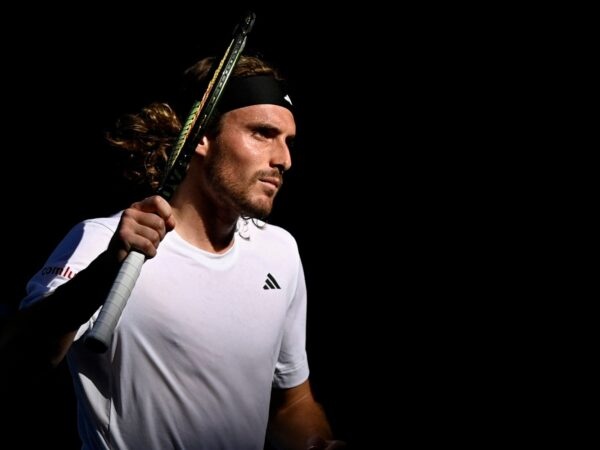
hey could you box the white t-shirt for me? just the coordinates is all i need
[22,214,309,450]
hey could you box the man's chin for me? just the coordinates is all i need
[241,199,274,220]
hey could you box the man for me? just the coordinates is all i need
[9,56,345,449]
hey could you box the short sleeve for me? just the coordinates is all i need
[272,258,310,388]
[20,218,117,339]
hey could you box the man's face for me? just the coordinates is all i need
[204,104,296,219]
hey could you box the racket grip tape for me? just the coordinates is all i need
[84,251,145,353]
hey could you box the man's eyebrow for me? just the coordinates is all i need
[248,121,279,130]
[249,121,295,138]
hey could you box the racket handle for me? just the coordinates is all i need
[84,250,145,353]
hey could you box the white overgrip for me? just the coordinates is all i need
[84,250,145,352]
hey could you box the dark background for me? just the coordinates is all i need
[2,6,390,449]
[1,5,499,448]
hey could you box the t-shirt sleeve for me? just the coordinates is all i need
[273,257,310,389]
[20,219,116,340]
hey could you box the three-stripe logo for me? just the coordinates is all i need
[263,273,281,290]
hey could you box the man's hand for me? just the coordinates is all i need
[109,195,176,262]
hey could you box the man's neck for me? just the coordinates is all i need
[170,191,238,254]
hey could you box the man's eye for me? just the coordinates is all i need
[254,127,276,138]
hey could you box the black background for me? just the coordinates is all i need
[1,5,497,448]
[3,6,391,449]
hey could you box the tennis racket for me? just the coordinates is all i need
[84,12,256,353]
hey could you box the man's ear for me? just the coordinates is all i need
[195,135,209,156]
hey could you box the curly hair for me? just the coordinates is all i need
[106,56,284,191]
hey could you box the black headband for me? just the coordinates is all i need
[217,75,293,114]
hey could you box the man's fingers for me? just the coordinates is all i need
[111,196,176,261]
[121,209,168,240]
[131,195,173,220]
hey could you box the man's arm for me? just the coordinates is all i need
[0,250,121,377]
[267,379,346,450]
[0,196,175,381]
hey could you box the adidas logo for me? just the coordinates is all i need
[263,273,281,290]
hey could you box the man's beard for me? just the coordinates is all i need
[205,150,282,219]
